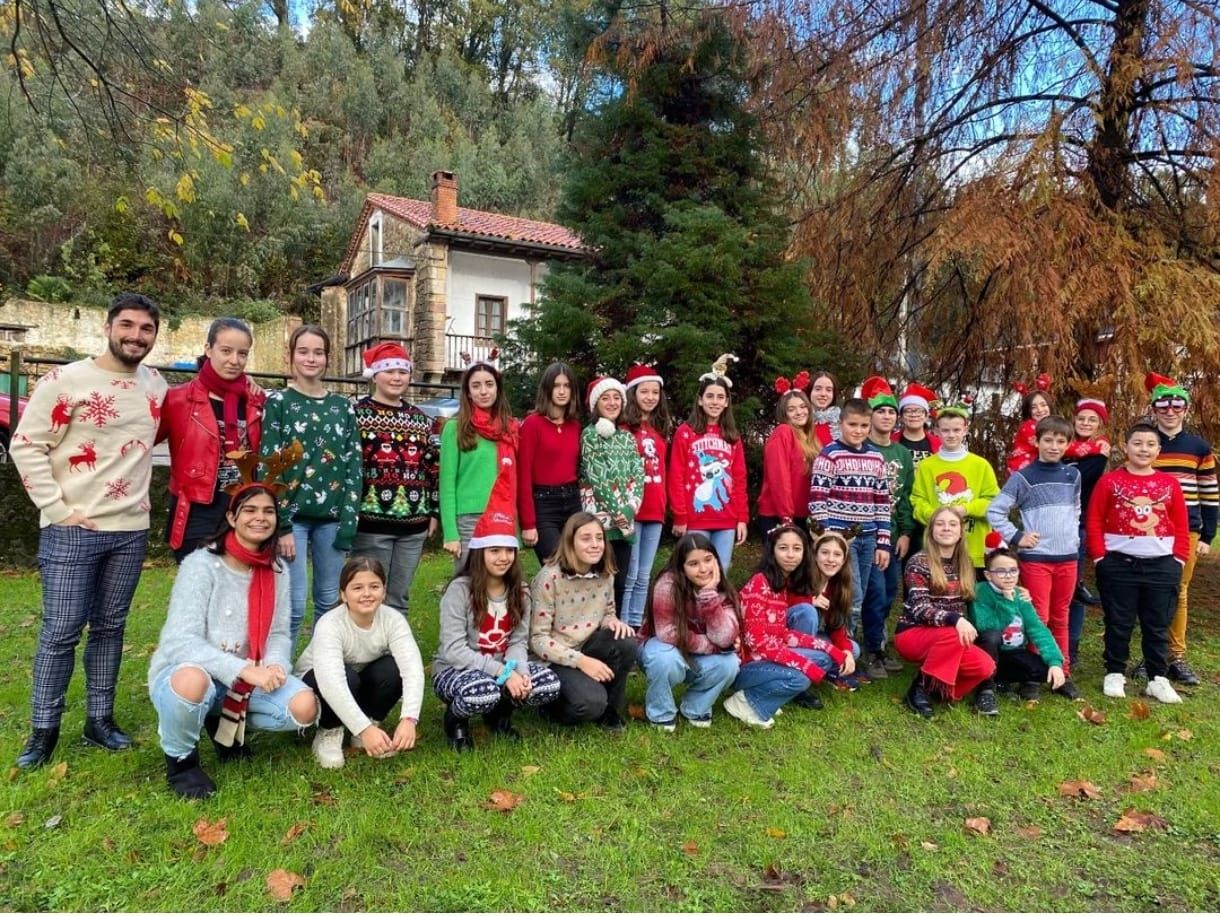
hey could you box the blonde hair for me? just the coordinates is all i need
[777,390,820,469]
[924,507,976,600]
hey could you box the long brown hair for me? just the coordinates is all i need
[624,380,673,437]
[455,362,514,451]
[546,512,615,577]
[533,361,581,422]
[810,531,853,632]
[463,547,527,630]
[924,507,976,599]
[642,533,741,661]
[776,390,820,469]
[688,378,740,443]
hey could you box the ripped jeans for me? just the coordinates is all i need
[150,663,316,758]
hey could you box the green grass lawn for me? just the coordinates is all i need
[1,547,1218,911]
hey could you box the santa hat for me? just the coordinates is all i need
[466,460,519,551]
[362,341,412,378]
[1145,371,1190,404]
[860,376,898,410]
[625,364,663,390]
[586,376,626,412]
[985,531,1005,551]
[1074,397,1109,423]
[898,382,937,412]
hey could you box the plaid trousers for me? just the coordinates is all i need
[32,525,149,728]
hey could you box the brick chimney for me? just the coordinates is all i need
[430,170,458,224]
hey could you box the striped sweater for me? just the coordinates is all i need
[808,440,892,547]
[1153,428,1217,541]
[985,460,1081,563]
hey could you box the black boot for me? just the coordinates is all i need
[205,714,253,762]
[484,693,521,741]
[83,716,133,751]
[904,674,935,719]
[16,728,60,769]
[165,749,216,799]
[444,706,474,752]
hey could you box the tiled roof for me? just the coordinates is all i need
[340,193,584,275]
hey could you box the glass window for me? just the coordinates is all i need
[475,295,507,340]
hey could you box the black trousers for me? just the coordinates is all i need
[549,628,639,724]
[976,630,1050,685]
[532,484,581,566]
[301,655,402,729]
[1095,552,1181,679]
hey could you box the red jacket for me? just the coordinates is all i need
[157,378,265,548]
[758,423,811,520]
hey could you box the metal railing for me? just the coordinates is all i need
[444,333,498,372]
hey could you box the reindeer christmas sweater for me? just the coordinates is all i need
[667,422,748,531]
[11,358,167,530]
[1085,467,1190,564]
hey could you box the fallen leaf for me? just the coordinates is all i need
[763,864,783,880]
[1176,729,1193,741]
[1058,780,1103,800]
[1015,825,1043,840]
[626,703,646,721]
[4,813,23,828]
[280,822,309,845]
[828,894,839,910]
[839,892,857,907]
[101,836,115,852]
[1127,700,1150,720]
[48,762,68,780]
[964,817,991,836]
[1126,772,1158,793]
[482,789,523,812]
[681,840,699,856]
[44,815,62,829]
[765,827,787,839]
[6,768,19,782]
[1113,810,1169,833]
[920,840,939,851]
[520,765,541,776]
[192,817,229,847]
[1077,704,1106,725]
[555,790,579,803]
[1143,747,1167,762]
[311,788,337,807]
[214,881,228,897]
[266,869,304,902]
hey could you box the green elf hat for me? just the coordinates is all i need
[860,375,898,410]
[1145,371,1190,405]
[936,400,973,421]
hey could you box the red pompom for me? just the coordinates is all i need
[774,377,791,395]
[792,370,811,391]
[985,531,1004,549]
[1035,372,1052,391]
[1011,381,1028,396]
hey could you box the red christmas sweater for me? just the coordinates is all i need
[1006,418,1039,476]
[1085,468,1189,564]
[630,422,668,523]
[758,423,812,520]
[516,412,581,529]
[738,573,849,684]
[667,422,748,530]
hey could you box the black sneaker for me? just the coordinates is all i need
[1167,659,1201,686]
[598,708,627,734]
[1018,681,1041,702]
[903,675,934,719]
[864,652,889,680]
[973,689,999,716]
[1129,659,1148,681]
[1053,679,1083,701]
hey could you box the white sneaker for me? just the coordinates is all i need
[1145,676,1182,704]
[312,726,346,768]
[1103,673,1126,698]
[722,691,774,729]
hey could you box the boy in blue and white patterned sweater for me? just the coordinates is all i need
[986,415,1082,700]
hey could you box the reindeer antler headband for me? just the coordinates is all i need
[224,440,304,500]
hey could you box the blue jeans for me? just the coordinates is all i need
[846,532,878,636]
[687,528,735,572]
[638,639,740,723]
[149,663,315,758]
[622,521,663,627]
[288,519,348,648]
[861,544,896,653]
[786,603,862,661]
[732,650,833,720]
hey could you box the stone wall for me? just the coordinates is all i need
[412,238,450,382]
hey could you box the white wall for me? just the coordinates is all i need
[444,251,548,337]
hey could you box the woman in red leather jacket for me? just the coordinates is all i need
[159,318,265,562]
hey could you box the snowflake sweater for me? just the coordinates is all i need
[1154,427,1218,541]
[580,424,644,542]
[896,551,969,633]
[738,573,848,684]
[911,449,1000,567]
[528,565,617,666]
[630,422,668,523]
[355,397,440,536]
[636,570,740,653]
[667,422,748,531]
[11,358,167,530]
[808,440,892,547]
[1085,468,1190,564]
[969,582,1063,667]
[261,388,362,549]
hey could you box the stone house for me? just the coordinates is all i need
[322,171,585,382]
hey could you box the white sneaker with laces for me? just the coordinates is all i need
[723,691,774,729]
[312,726,346,768]
[1103,673,1126,698]
[1145,676,1182,704]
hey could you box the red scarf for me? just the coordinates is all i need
[198,361,248,453]
[470,406,518,488]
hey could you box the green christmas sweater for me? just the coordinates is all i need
[439,421,500,543]
[354,396,440,537]
[260,387,363,550]
[969,582,1064,667]
[580,424,644,542]
[870,438,915,540]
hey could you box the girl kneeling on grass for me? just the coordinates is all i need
[894,507,995,719]
[149,483,318,799]
[637,533,742,731]
[295,556,425,769]
[530,512,638,731]
[967,536,1066,716]
[724,524,856,727]
[433,476,561,751]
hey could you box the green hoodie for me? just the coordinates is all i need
[969,582,1063,667]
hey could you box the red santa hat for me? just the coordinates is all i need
[586,376,626,412]
[624,363,663,390]
[1074,397,1109,423]
[362,341,413,378]
[985,531,1005,551]
[860,376,898,410]
[898,382,937,412]
[467,459,519,551]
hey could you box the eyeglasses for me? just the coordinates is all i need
[1153,397,1188,411]
[987,568,1021,576]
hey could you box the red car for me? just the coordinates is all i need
[0,390,29,463]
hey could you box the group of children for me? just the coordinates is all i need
[114,322,1220,795]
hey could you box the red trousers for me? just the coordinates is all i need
[1020,560,1076,675]
[895,626,996,701]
